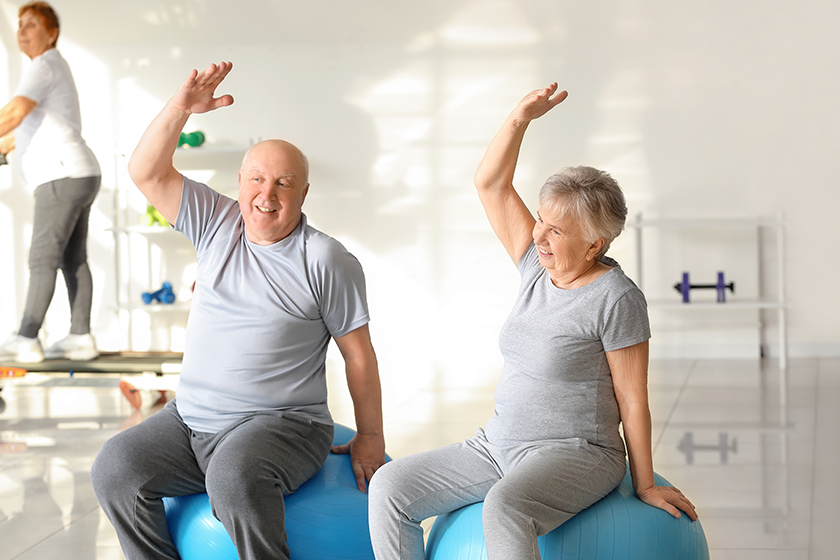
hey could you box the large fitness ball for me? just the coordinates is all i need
[163,424,385,560]
[426,468,709,560]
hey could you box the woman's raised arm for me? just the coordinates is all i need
[473,83,567,265]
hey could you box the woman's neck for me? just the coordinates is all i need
[549,259,612,290]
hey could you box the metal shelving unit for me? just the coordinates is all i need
[630,214,787,371]
[110,145,245,350]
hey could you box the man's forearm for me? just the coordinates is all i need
[346,356,384,439]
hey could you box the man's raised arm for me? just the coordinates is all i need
[128,62,234,224]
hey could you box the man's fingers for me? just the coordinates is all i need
[352,461,368,493]
[213,94,234,109]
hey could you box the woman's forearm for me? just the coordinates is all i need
[474,114,530,194]
[0,97,36,139]
[621,402,656,493]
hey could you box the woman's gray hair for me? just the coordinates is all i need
[538,166,627,259]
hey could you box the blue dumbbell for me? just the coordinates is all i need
[142,281,176,305]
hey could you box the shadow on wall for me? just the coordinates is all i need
[1,0,652,358]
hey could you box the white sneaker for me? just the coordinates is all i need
[44,334,99,361]
[0,334,44,363]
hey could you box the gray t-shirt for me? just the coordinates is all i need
[484,243,650,453]
[173,177,369,433]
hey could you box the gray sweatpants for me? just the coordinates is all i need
[19,175,101,338]
[368,428,626,560]
[91,400,333,560]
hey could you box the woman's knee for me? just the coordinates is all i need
[368,459,412,510]
[482,480,530,523]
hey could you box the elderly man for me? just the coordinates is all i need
[92,62,385,560]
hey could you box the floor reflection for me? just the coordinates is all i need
[0,359,838,560]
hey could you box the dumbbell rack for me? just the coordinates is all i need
[109,145,246,351]
[630,213,787,371]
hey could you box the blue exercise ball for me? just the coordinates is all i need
[163,424,386,560]
[426,468,708,560]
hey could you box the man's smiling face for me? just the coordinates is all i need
[238,140,309,246]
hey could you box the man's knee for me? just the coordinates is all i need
[205,461,258,501]
[204,448,292,516]
[91,435,133,502]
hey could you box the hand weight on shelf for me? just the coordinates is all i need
[142,282,176,305]
[178,131,206,147]
[674,271,735,303]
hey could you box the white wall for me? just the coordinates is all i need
[1,0,838,370]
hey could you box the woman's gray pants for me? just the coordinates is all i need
[368,428,626,560]
[19,175,101,338]
[91,400,333,560]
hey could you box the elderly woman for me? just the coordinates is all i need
[368,84,697,559]
[0,2,101,363]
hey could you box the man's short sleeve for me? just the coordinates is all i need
[175,176,234,252]
[309,236,370,339]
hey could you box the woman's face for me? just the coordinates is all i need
[18,11,57,59]
[532,203,601,281]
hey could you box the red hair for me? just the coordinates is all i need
[19,2,60,47]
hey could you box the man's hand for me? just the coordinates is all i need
[170,61,235,116]
[331,431,386,493]
[128,61,236,223]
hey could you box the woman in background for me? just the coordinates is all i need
[0,1,101,363]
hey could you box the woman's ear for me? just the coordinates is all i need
[587,237,606,260]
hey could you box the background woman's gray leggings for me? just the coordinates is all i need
[368,428,627,560]
[19,175,101,338]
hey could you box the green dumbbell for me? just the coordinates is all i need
[142,204,169,227]
[178,130,205,147]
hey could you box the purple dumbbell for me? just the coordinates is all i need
[674,272,735,303]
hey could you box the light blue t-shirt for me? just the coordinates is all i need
[173,177,369,433]
[485,243,650,453]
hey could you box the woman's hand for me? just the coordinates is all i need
[636,484,698,521]
[0,133,14,154]
[510,82,568,124]
[169,61,234,115]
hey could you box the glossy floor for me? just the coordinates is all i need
[1,357,838,559]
